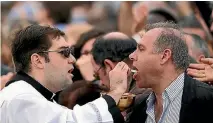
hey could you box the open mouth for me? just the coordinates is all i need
[131,66,138,80]
[131,66,138,73]
[131,69,137,74]
[68,69,73,74]
[68,68,74,78]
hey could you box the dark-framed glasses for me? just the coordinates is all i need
[93,66,102,80]
[38,47,74,58]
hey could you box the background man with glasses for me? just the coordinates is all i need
[91,32,151,120]
[0,25,128,123]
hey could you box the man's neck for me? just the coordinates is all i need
[154,94,163,123]
[28,71,55,93]
[152,69,184,96]
[152,69,183,123]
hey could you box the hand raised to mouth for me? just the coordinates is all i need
[106,62,130,104]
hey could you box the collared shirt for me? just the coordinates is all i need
[0,72,114,123]
[145,73,185,123]
[5,71,56,102]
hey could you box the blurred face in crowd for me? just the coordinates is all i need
[35,6,51,25]
[183,28,206,40]
[81,38,96,56]
[75,38,96,82]
[129,29,163,88]
[185,34,205,63]
[43,36,76,92]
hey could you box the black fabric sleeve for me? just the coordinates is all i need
[102,95,124,123]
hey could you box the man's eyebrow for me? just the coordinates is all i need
[137,43,145,49]
[64,35,68,41]
[57,46,70,50]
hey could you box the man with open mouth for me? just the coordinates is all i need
[127,22,213,123]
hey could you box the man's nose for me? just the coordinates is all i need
[129,51,136,61]
[68,54,76,64]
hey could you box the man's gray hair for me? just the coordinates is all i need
[145,22,190,71]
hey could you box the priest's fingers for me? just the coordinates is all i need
[188,63,205,70]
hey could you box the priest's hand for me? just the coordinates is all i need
[107,62,130,104]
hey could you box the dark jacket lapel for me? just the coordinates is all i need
[179,74,196,123]
[125,93,148,123]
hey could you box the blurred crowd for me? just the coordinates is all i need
[1,1,213,123]
[1,1,213,77]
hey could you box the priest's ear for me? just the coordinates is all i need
[31,53,46,69]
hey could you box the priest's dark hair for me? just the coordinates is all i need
[11,25,65,73]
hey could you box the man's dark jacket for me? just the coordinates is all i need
[126,74,213,123]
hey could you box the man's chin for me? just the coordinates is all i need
[67,80,73,85]
[62,80,73,89]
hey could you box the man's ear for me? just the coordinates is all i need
[160,49,172,65]
[104,59,116,72]
[198,55,205,63]
[31,53,46,69]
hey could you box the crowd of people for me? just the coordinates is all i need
[1,1,213,123]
